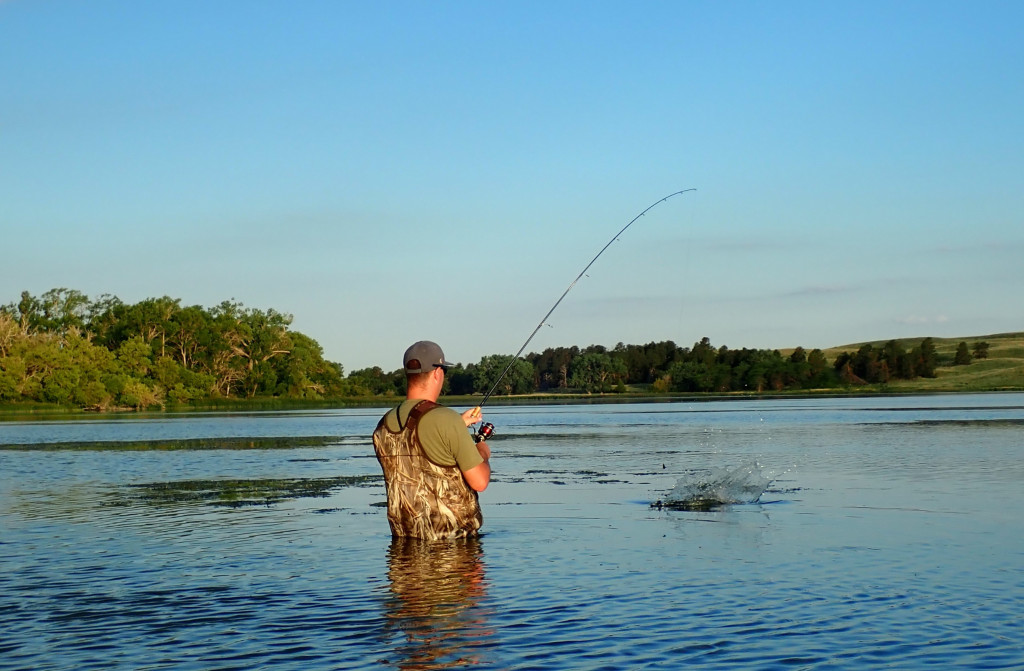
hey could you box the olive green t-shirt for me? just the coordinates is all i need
[384,399,484,472]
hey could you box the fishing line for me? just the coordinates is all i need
[476,188,697,411]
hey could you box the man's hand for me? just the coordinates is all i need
[462,406,483,427]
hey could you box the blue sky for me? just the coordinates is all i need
[3,1,1022,372]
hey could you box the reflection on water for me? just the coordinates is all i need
[383,536,492,670]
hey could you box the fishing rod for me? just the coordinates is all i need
[471,188,696,441]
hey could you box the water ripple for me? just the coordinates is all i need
[3,397,1024,669]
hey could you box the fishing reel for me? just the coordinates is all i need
[473,422,494,443]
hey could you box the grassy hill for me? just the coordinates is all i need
[817,332,1024,393]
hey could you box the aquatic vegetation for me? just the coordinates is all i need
[522,467,625,486]
[116,474,381,507]
[1,436,345,451]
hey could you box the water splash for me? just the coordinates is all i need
[654,462,771,511]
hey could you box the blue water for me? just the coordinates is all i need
[2,394,1023,669]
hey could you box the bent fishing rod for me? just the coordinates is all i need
[470,188,696,442]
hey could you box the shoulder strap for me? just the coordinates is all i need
[397,399,440,430]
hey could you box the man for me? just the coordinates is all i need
[372,341,491,539]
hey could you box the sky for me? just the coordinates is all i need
[3,1,1022,373]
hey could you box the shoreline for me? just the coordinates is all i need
[3,387,1024,420]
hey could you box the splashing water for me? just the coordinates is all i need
[656,462,771,511]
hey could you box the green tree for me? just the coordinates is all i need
[151,356,215,404]
[166,305,211,369]
[445,364,477,395]
[62,329,120,407]
[475,355,534,396]
[973,341,990,360]
[805,349,835,387]
[953,341,972,366]
[108,296,181,356]
[348,367,403,396]
[209,303,293,397]
[84,294,124,344]
[528,346,578,390]
[913,338,938,378]
[568,352,626,393]
[0,311,27,358]
[690,337,717,366]
[119,379,163,410]
[852,344,886,383]
[786,347,811,387]
[834,355,865,386]
[881,340,914,379]
[40,288,91,333]
[6,290,89,332]
[15,291,40,330]
[0,354,25,401]
[12,328,119,407]
[1,289,354,407]
[741,349,789,391]
[668,360,713,392]
[116,336,153,376]
[276,331,344,398]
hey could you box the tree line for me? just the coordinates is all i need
[350,336,989,397]
[1,288,347,408]
[1,289,991,410]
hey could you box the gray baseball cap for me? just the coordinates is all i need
[403,340,454,373]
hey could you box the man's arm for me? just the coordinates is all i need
[462,441,491,492]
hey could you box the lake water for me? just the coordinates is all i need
[2,394,1023,669]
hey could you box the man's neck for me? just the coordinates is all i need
[406,389,439,403]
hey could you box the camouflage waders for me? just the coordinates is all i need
[373,400,483,540]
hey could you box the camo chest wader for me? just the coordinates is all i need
[373,400,483,540]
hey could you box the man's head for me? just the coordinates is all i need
[403,341,454,398]
[403,340,453,374]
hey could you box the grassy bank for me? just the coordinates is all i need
[820,332,1024,394]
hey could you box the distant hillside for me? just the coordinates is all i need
[819,332,1024,392]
